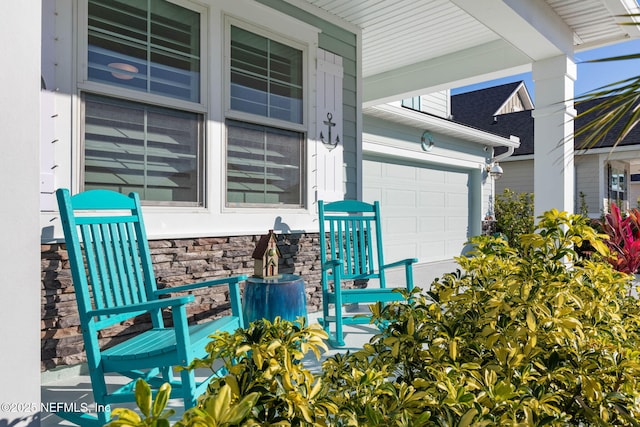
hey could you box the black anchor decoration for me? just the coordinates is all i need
[320,112,340,150]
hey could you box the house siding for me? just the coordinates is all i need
[495,159,534,195]
[496,155,604,217]
[575,154,601,216]
[420,90,451,118]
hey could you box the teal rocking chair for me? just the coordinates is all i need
[55,189,247,426]
[318,200,417,345]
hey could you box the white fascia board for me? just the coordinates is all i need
[451,0,573,59]
[363,138,484,171]
[576,145,640,157]
[363,39,531,107]
[365,103,521,149]
[503,145,640,162]
[500,154,534,162]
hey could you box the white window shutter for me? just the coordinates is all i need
[315,48,343,203]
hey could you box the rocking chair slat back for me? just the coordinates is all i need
[55,188,246,426]
[318,200,417,346]
[63,191,159,328]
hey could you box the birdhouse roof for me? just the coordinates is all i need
[252,230,281,259]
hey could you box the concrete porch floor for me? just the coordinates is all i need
[40,310,380,426]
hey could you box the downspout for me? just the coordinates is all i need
[492,144,515,164]
[488,136,519,177]
[486,137,519,224]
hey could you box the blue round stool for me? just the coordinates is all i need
[243,274,308,324]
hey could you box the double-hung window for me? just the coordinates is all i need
[225,23,306,207]
[81,0,204,205]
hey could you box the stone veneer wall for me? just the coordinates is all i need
[41,233,322,371]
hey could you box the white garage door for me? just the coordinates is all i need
[363,156,471,264]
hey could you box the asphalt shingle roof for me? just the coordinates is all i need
[451,81,640,156]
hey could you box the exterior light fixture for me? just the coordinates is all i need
[108,62,139,80]
[488,163,503,180]
[421,131,434,151]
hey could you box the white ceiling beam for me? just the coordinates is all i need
[451,0,574,59]
[363,39,531,107]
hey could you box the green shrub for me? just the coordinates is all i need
[107,317,332,427]
[494,189,534,247]
[346,210,640,425]
[108,210,640,426]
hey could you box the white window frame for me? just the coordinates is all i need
[224,16,308,132]
[75,0,209,207]
[222,14,314,210]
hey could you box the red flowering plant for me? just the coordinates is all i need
[599,203,640,286]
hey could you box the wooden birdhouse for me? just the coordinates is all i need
[252,229,281,278]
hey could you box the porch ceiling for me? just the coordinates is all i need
[293,0,640,105]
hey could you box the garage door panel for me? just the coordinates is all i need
[421,240,446,259]
[447,193,468,209]
[419,191,445,209]
[387,190,417,207]
[385,241,419,262]
[419,168,446,183]
[363,157,470,263]
[385,217,417,234]
[386,164,418,180]
[420,217,445,232]
[447,216,469,232]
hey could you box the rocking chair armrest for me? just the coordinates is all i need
[381,258,419,270]
[154,274,248,296]
[321,259,343,271]
[87,295,195,318]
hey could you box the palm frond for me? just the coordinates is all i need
[573,65,640,150]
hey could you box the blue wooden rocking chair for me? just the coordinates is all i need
[55,188,247,426]
[318,200,417,346]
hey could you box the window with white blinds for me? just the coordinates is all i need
[82,0,204,205]
[84,94,203,204]
[227,120,304,206]
[230,25,303,124]
[226,23,306,207]
[87,0,200,102]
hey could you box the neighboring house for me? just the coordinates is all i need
[451,81,640,217]
[6,1,640,422]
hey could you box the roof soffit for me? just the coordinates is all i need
[293,0,640,105]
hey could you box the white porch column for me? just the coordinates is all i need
[0,1,41,425]
[532,55,577,217]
